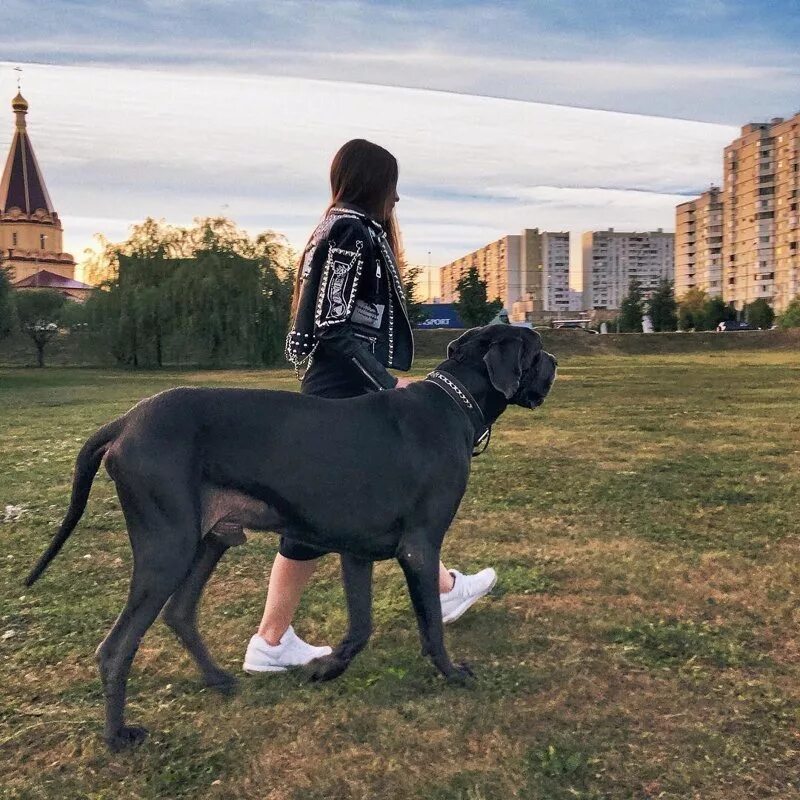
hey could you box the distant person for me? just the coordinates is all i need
[243,139,497,673]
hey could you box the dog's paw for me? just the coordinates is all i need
[445,662,475,686]
[205,669,239,696]
[307,655,349,683]
[105,724,149,752]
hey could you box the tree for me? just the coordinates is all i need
[15,290,66,367]
[60,298,90,331]
[704,296,736,330]
[454,266,502,327]
[678,287,709,331]
[777,297,800,329]
[85,216,293,368]
[745,298,775,330]
[618,279,644,332]
[647,280,677,332]
[0,265,15,339]
[402,265,428,326]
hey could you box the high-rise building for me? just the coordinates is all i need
[675,112,799,313]
[440,234,521,313]
[724,121,780,310]
[0,92,77,284]
[511,229,571,318]
[581,229,674,310]
[439,228,570,321]
[773,115,800,310]
[722,114,799,313]
[541,232,571,313]
[675,186,723,298]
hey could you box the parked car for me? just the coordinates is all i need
[716,320,756,332]
[551,321,599,333]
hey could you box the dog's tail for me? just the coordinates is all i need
[24,416,126,587]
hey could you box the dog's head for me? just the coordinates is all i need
[446,324,557,409]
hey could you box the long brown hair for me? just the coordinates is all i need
[291,139,404,316]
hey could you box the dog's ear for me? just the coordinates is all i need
[447,329,476,360]
[484,337,523,399]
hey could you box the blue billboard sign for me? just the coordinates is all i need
[414,303,465,329]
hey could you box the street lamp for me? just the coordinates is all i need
[427,250,432,301]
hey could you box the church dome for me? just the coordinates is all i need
[12,92,28,112]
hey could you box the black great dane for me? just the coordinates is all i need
[25,324,557,751]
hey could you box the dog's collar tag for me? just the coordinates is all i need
[424,370,491,457]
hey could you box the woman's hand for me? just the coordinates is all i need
[395,377,415,389]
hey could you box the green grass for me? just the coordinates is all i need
[1,350,799,799]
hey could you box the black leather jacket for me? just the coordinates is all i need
[285,205,414,391]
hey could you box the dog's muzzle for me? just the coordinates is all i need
[511,351,557,409]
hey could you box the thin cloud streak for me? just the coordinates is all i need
[1,61,734,285]
[4,0,800,122]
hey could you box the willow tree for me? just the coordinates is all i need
[85,216,293,367]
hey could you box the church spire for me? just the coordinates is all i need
[0,92,56,216]
[0,90,76,286]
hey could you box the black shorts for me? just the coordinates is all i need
[278,352,367,561]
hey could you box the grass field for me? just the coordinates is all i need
[1,350,799,799]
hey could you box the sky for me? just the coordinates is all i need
[2,1,799,293]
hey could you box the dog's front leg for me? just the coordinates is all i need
[308,554,373,682]
[397,535,473,684]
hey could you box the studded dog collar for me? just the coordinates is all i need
[424,370,491,456]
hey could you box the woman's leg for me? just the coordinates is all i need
[257,558,481,642]
[439,561,455,593]
[257,554,319,645]
[243,550,332,673]
[439,560,498,625]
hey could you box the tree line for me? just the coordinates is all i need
[445,268,800,332]
[0,216,429,367]
[3,229,800,367]
[613,279,799,332]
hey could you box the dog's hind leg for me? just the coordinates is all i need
[95,487,199,752]
[307,554,373,682]
[397,534,473,684]
[162,530,235,693]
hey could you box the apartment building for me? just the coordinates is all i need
[440,233,521,313]
[724,121,780,309]
[581,229,674,310]
[773,115,800,310]
[541,232,571,312]
[722,113,800,313]
[675,186,723,298]
[439,228,570,321]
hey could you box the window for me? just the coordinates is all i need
[12,231,17,246]
[40,234,46,249]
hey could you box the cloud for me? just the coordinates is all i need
[3,0,800,123]
[0,59,738,290]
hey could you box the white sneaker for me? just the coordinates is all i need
[242,626,332,674]
[440,568,498,624]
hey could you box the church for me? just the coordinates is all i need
[0,91,92,301]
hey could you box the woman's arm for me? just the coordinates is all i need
[314,218,399,391]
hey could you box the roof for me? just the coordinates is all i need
[0,94,56,216]
[13,270,92,290]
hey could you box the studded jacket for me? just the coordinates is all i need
[285,205,414,391]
